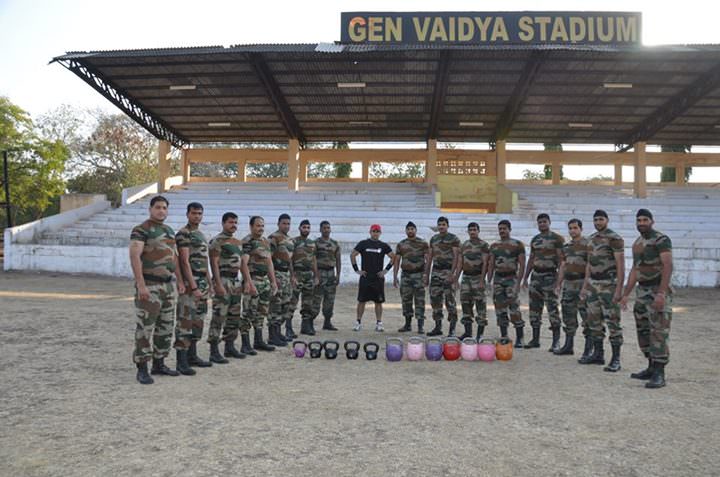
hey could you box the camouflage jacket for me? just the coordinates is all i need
[209,231,244,277]
[530,231,564,273]
[395,236,429,273]
[130,219,176,280]
[588,228,624,279]
[241,234,272,277]
[268,230,294,272]
[175,223,209,276]
[461,238,490,275]
[561,237,589,280]
[316,237,340,270]
[632,229,672,285]
[292,236,316,271]
[430,233,461,271]
[490,238,525,277]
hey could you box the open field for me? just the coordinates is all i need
[0,270,718,477]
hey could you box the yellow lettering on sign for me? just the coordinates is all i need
[518,16,534,41]
[550,17,569,42]
[569,17,586,43]
[587,16,595,41]
[458,17,474,41]
[491,17,509,41]
[473,17,492,41]
[617,16,637,42]
[429,17,448,41]
[413,17,431,41]
[597,17,614,42]
[368,17,383,42]
[348,16,367,42]
[534,16,551,41]
[448,16,456,41]
[386,17,402,41]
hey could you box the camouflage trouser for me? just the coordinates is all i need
[634,285,672,365]
[173,276,209,350]
[312,268,337,320]
[269,270,292,326]
[241,275,271,332]
[493,275,524,328]
[208,276,242,343]
[430,270,457,322]
[460,274,487,326]
[561,278,588,336]
[400,271,425,320]
[290,270,315,321]
[529,272,561,329]
[586,279,623,345]
[133,281,176,363]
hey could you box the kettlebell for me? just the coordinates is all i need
[477,338,496,362]
[364,342,379,360]
[461,337,478,361]
[496,337,513,361]
[323,340,339,359]
[425,337,443,361]
[385,338,404,362]
[443,336,461,361]
[344,340,360,360]
[406,336,425,361]
[308,341,323,359]
[292,340,307,358]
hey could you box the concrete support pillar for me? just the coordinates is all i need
[614,161,623,186]
[287,139,300,191]
[675,161,686,185]
[158,140,172,192]
[362,161,369,182]
[238,160,246,183]
[551,159,561,185]
[299,156,307,183]
[634,141,647,198]
[181,149,190,184]
[426,139,438,185]
[496,140,506,185]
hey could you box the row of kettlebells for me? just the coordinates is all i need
[291,336,514,361]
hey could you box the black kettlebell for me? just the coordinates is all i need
[364,342,379,361]
[323,340,339,359]
[308,341,323,359]
[344,340,360,360]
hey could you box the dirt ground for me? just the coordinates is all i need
[0,270,718,477]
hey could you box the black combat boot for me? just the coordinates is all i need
[253,327,275,352]
[548,327,561,352]
[514,327,525,348]
[309,319,317,335]
[240,332,257,356]
[188,341,212,367]
[323,316,338,331]
[630,355,654,380]
[151,357,180,376]
[398,316,412,332]
[447,320,457,337]
[417,318,425,334]
[285,318,298,340]
[554,334,574,355]
[426,320,443,336]
[136,362,154,385]
[176,349,196,376]
[209,342,229,364]
[578,335,593,363]
[603,344,622,372]
[579,339,604,365]
[645,363,666,389]
[276,323,291,344]
[475,325,485,341]
[525,326,541,348]
[300,319,315,336]
[269,323,288,347]
[500,325,508,338]
[459,322,473,340]
[224,339,246,359]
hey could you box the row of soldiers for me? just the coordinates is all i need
[390,210,672,388]
[129,195,673,388]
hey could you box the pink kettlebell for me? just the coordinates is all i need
[406,336,425,361]
[477,338,496,362]
[461,338,478,361]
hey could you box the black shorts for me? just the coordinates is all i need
[357,277,385,303]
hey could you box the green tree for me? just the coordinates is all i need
[0,97,68,228]
[543,143,564,179]
[660,144,692,182]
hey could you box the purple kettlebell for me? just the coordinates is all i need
[426,337,443,361]
[386,338,404,362]
[292,341,307,358]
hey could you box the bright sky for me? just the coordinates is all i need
[1,0,719,180]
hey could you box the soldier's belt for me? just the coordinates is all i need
[274,267,289,272]
[318,267,335,271]
[533,268,557,274]
[143,274,173,283]
[250,272,268,278]
[402,269,424,274]
[639,278,661,287]
[591,273,615,280]
[220,271,239,278]
[191,271,207,278]
[564,273,585,281]
[494,271,515,277]
[432,265,452,271]
[463,271,483,276]
[294,267,310,272]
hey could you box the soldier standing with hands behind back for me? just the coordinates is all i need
[393,221,430,334]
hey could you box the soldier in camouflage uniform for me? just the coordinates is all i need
[314,221,341,331]
[458,222,490,341]
[579,209,625,372]
[209,212,252,361]
[487,220,526,348]
[522,214,564,351]
[268,214,295,343]
[393,221,429,334]
[129,195,184,385]
[174,202,212,375]
[425,217,461,337]
[554,218,590,356]
[240,216,278,352]
[290,219,319,335]
[621,209,673,389]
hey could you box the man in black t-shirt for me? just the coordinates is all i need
[350,224,395,332]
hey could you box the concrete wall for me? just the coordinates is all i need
[60,194,106,213]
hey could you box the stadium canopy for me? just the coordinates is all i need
[52,43,720,150]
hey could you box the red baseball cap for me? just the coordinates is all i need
[370,224,382,232]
